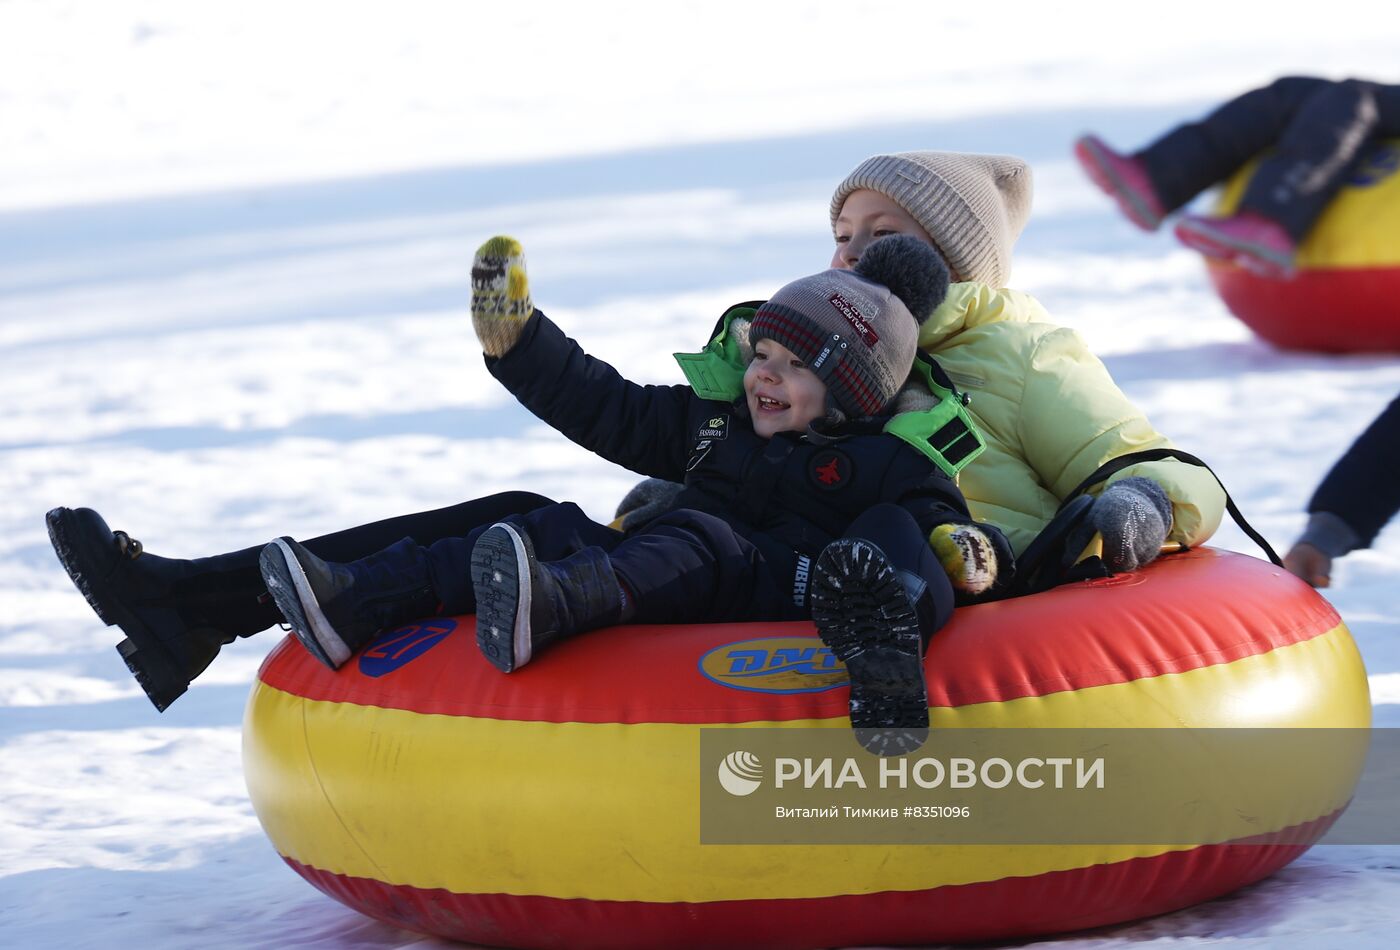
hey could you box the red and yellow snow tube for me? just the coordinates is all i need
[243,548,1369,948]
[1207,140,1400,352]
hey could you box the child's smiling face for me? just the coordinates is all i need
[743,338,829,438]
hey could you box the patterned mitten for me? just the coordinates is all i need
[1088,476,1173,572]
[471,236,534,357]
[928,523,999,596]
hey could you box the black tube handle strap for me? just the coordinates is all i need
[1057,448,1283,567]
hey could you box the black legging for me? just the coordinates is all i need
[1138,76,1400,240]
[183,491,557,636]
[191,491,957,642]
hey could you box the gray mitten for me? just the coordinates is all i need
[614,478,684,531]
[1084,476,1173,572]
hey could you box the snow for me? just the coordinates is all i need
[2,2,1399,947]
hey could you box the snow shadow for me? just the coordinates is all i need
[0,99,1206,338]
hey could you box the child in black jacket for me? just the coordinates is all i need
[252,235,1009,749]
[257,235,1009,752]
[46,238,1003,740]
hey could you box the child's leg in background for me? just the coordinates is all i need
[841,504,956,641]
[1138,76,1333,214]
[469,507,790,673]
[605,509,802,624]
[422,501,623,614]
[522,504,956,631]
[303,491,557,563]
[251,490,566,629]
[266,499,625,673]
[1238,79,1400,242]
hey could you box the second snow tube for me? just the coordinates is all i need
[1205,139,1400,352]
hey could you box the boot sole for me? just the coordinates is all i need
[259,539,351,670]
[1173,219,1295,278]
[1074,137,1164,232]
[45,507,186,712]
[471,524,534,673]
[811,539,929,757]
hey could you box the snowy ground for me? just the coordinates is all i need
[3,3,1400,948]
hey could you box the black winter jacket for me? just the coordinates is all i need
[487,312,981,562]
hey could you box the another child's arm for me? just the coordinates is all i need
[471,237,692,480]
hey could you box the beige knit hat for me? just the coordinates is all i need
[830,151,1033,288]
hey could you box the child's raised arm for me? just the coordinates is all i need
[470,236,695,481]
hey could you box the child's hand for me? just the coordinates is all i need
[929,523,1002,596]
[1283,541,1332,588]
[1080,476,1172,572]
[471,236,534,357]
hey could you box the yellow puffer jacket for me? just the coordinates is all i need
[922,282,1226,556]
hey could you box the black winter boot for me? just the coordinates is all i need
[811,538,931,757]
[259,536,439,671]
[46,506,275,712]
[471,523,622,673]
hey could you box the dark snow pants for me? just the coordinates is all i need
[1138,76,1400,241]
[420,499,956,637]
[175,490,558,637]
[1308,393,1400,548]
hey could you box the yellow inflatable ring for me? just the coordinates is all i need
[243,548,1369,947]
[1208,139,1400,352]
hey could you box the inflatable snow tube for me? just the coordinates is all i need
[1206,139,1400,352]
[243,548,1369,948]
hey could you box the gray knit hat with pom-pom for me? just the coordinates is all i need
[748,235,949,418]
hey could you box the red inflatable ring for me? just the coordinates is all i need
[243,548,1369,948]
[1205,140,1400,352]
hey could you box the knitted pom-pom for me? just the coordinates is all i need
[854,234,951,323]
